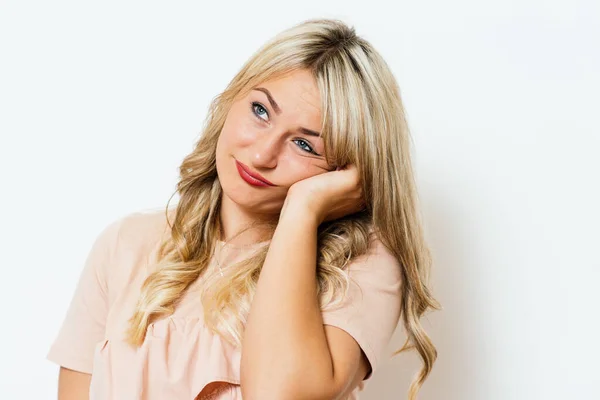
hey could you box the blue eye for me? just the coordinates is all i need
[293,139,319,155]
[251,101,319,156]
[251,102,269,121]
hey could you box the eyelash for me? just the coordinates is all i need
[250,101,319,156]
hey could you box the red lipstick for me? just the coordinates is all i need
[235,160,275,187]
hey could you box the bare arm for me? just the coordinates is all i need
[240,207,368,399]
[57,367,91,400]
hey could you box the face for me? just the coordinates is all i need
[216,68,331,216]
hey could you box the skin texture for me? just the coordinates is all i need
[57,367,91,400]
[241,198,368,399]
[215,68,333,244]
[218,68,369,398]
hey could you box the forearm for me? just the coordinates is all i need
[241,208,333,399]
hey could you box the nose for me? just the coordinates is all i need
[250,131,282,169]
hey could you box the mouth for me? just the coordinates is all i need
[235,160,276,187]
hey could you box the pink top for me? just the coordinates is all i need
[46,209,403,399]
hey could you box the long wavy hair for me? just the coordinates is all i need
[125,18,441,399]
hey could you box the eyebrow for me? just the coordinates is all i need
[252,87,322,138]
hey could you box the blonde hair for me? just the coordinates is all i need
[125,18,441,399]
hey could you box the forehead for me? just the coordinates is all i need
[255,69,322,117]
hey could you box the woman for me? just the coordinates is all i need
[47,18,440,400]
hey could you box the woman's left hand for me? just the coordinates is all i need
[282,163,366,225]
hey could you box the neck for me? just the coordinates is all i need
[218,193,277,246]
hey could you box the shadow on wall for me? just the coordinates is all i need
[360,185,492,400]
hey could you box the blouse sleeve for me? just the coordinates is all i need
[46,217,123,374]
[320,236,403,381]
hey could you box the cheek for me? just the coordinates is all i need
[219,117,258,152]
[280,155,325,183]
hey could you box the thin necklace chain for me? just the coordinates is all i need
[214,224,270,276]
[214,239,257,277]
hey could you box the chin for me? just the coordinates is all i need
[225,184,284,217]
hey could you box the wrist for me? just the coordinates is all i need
[279,199,321,227]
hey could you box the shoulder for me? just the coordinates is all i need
[87,208,174,301]
[98,207,174,276]
[346,231,403,283]
[324,231,403,312]
[114,207,173,249]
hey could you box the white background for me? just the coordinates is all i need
[1,1,598,399]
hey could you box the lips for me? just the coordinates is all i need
[235,160,275,187]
